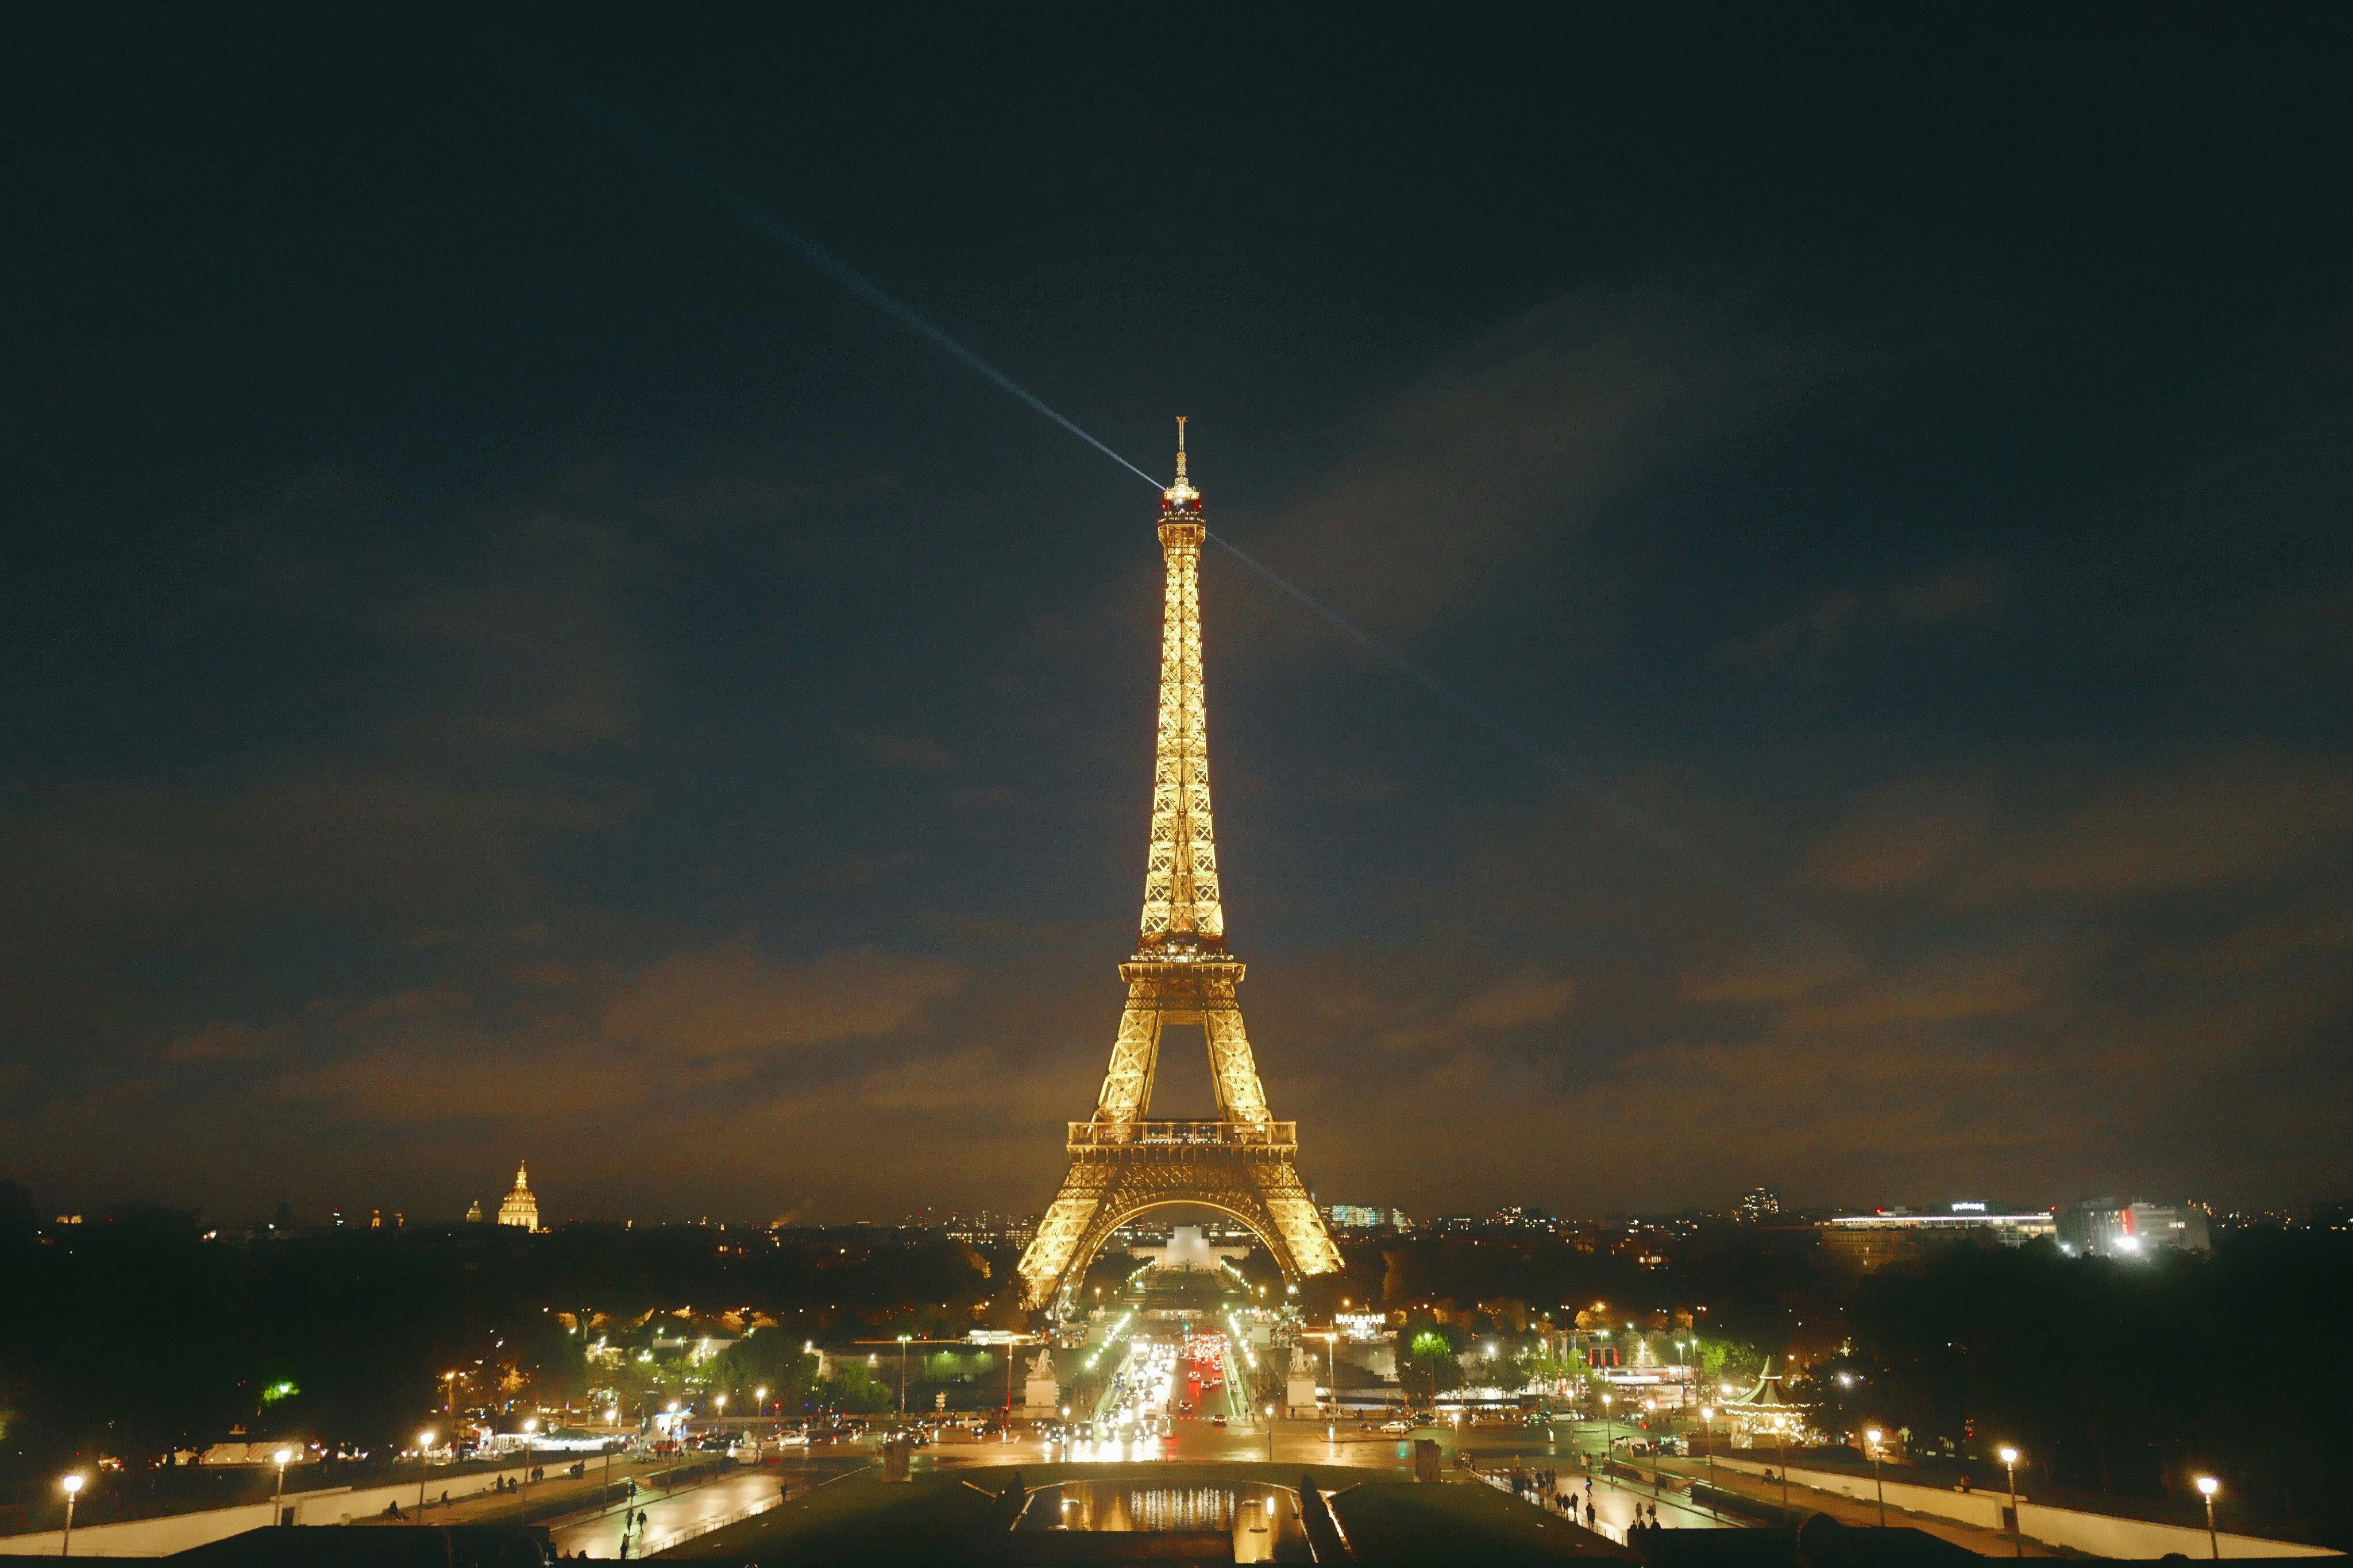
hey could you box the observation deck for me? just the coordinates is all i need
[1068,1119,1297,1153]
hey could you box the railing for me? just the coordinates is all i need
[639,1492,783,1556]
[1067,1120,1295,1151]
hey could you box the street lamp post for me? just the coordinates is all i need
[2196,1477,2220,1560]
[898,1335,912,1422]
[1999,1446,2022,1558]
[1266,1404,1277,1463]
[522,1418,538,1499]
[1700,1407,1716,1516]
[273,1449,292,1523]
[1601,1392,1614,1482]
[1865,1429,1886,1527]
[1778,1420,1791,1523]
[60,1475,83,1558]
[415,1432,436,1516]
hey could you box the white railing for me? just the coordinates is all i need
[640,1493,781,1556]
[635,1462,873,1557]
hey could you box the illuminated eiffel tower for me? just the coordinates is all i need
[1017,420,1344,1311]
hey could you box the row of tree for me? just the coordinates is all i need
[1344,1223,2351,1544]
[0,1189,1002,1482]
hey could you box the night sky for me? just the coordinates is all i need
[7,7,2351,1226]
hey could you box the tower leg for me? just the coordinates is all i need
[1251,1158,1344,1276]
[1093,985,1165,1125]
[1019,1160,1113,1310]
[1202,994,1272,1125]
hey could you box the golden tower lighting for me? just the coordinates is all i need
[1016,420,1344,1310]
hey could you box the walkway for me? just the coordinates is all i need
[549,1458,867,1559]
[1653,1458,2061,1557]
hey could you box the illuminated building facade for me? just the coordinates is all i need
[496,1162,539,1230]
[2058,1198,2210,1257]
[1817,1203,2055,1271]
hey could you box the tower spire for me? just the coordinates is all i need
[1163,416,1199,509]
[1143,418,1219,948]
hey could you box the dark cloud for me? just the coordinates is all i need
[5,7,2352,1222]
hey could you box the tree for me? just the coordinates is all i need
[1394,1324,1461,1407]
[709,1331,820,1410]
[822,1360,892,1414]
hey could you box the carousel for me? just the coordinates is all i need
[1720,1357,1813,1447]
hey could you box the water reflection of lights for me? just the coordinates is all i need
[1057,1433,1165,1462]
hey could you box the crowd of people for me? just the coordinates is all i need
[1458,1450,1683,1537]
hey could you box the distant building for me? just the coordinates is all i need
[1326,1204,1387,1229]
[1817,1203,2056,1271]
[465,1199,484,1223]
[497,1163,539,1231]
[2058,1198,2210,1258]
[1736,1187,1781,1223]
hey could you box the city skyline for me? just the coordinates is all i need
[7,10,2353,1224]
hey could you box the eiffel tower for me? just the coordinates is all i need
[1017,420,1344,1311]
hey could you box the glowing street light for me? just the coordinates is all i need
[1697,1406,1718,1514]
[415,1431,436,1515]
[1998,1446,2022,1558]
[273,1449,293,1522]
[60,1475,84,1558]
[1864,1428,1886,1527]
[2196,1477,2220,1559]
[897,1334,912,1420]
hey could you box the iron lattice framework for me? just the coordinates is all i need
[1018,422,1344,1310]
